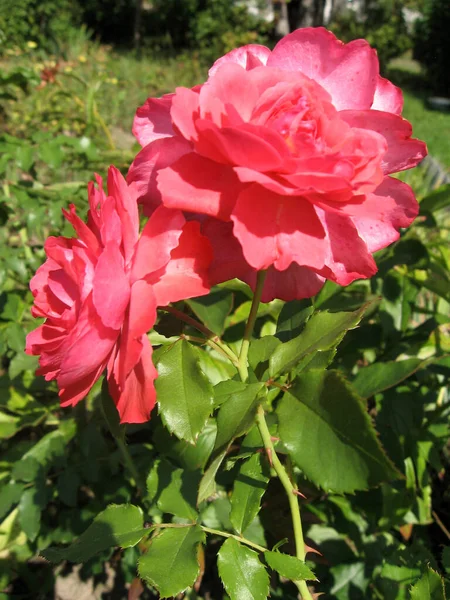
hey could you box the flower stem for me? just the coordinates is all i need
[237,270,312,599]
[161,305,239,367]
[237,270,267,381]
[255,406,313,600]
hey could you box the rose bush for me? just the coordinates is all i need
[26,167,212,423]
[128,27,427,301]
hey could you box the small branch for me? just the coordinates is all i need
[148,523,268,553]
[160,305,239,367]
[433,510,450,541]
[237,270,267,381]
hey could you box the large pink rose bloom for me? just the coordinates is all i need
[128,28,426,301]
[26,167,212,423]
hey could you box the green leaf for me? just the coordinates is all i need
[218,538,269,600]
[214,382,265,452]
[138,525,204,598]
[0,483,24,521]
[420,184,450,215]
[230,454,269,535]
[146,459,200,520]
[153,419,217,471]
[248,336,281,371]
[197,449,227,504]
[352,358,425,399]
[0,412,19,439]
[156,340,214,443]
[187,288,233,335]
[269,304,370,377]
[41,504,146,563]
[276,299,314,342]
[57,468,81,507]
[410,567,446,600]
[276,370,400,493]
[264,551,316,581]
[18,487,42,542]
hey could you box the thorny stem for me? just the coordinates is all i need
[160,305,240,367]
[237,270,313,600]
[237,270,267,381]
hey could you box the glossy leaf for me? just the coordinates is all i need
[230,453,269,534]
[352,358,425,399]
[138,525,204,598]
[41,504,146,563]
[264,551,316,581]
[218,538,269,600]
[276,299,314,342]
[197,449,228,505]
[187,288,233,335]
[276,370,399,493]
[156,340,214,443]
[214,382,265,452]
[269,304,370,377]
[410,567,446,600]
[146,459,200,519]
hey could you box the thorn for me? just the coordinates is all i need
[270,436,280,443]
[292,488,307,499]
[266,447,273,467]
[305,544,322,557]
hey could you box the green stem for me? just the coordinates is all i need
[237,270,267,381]
[161,305,239,367]
[236,270,312,599]
[255,406,313,600]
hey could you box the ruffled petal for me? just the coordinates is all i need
[127,136,192,214]
[152,221,212,306]
[132,93,175,146]
[231,185,326,271]
[209,44,271,76]
[268,27,379,110]
[158,152,241,220]
[340,110,427,174]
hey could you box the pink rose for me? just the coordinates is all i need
[128,27,426,301]
[26,167,212,423]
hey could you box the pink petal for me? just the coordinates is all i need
[209,44,271,76]
[132,93,175,147]
[127,279,157,341]
[231,185,326,272]
[110,335,158,424]
[171,87,201,142]
[372,76,403,114]
[26,324,66,355]
[106,167,139,267]
[194,120,289,171]
[340,110,427,174]
[127,137,191,214]
[131,205,185,282]
[201,62,261,123]
[59,362,106,408]
[316,209,377,285]
[152,221,212,306]
[351,177,419,252]
[93,242,130,330]
[62,204,102,256]
[158,152,241,220]
[244,263,325,303]
[200,218,254,285]
[58,295,117,389]
[268,27,379,110]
